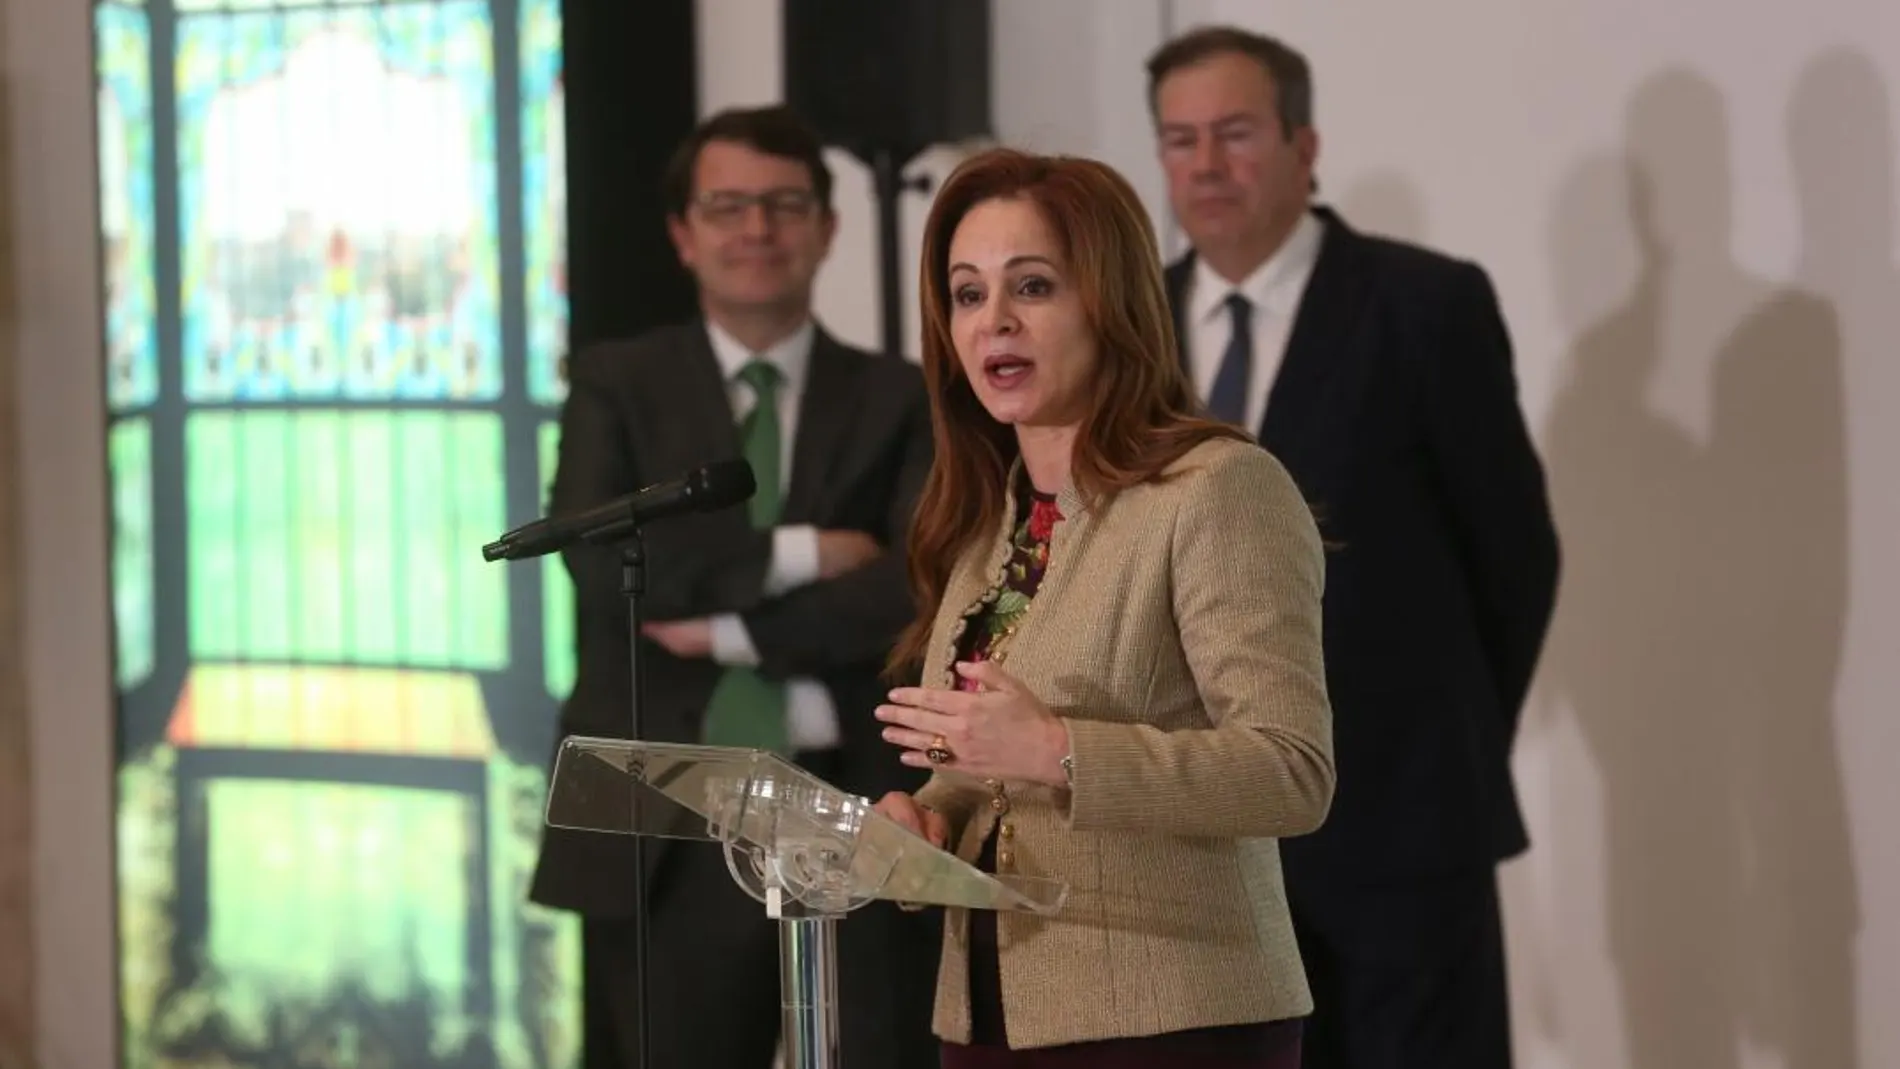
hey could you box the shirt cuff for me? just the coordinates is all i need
[709,614,762,667]
[767,525,821,596]
[785,680,841,751]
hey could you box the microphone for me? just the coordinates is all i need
[483,458,756,562]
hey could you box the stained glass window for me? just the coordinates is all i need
[99,1,579,1066]
[98,0,161,694]
[110,420,156,689]
[98,4,161,411]
[522,0,575,702]
[522,0,568,408]
[203,780,477,1008]
[539,419,574,699]
[175,2,503,403]
[184,410,509,667]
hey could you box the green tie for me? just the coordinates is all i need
[700,359,791,753]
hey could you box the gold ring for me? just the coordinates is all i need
[925,735,954,764]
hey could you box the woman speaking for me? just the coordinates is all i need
[873,147,1335,1068]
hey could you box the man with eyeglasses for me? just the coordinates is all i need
[1147,26,1561,1069]
[529,105,939,1069]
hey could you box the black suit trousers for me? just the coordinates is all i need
[1291,871,1512,1069]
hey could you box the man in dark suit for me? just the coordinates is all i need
[1145,27,1562,1069]
[528,105,939,1069]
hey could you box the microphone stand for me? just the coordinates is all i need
[487,461,759,1069]
[487,460,757,1069]
[618,529,652,1069]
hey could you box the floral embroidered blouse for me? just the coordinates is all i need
[954,489,1063,685]
[954,486,1063,1047]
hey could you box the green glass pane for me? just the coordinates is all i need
[189,410,506,669]
[109,419,155,689]
[539,420,574,701]
[240,414,294,658]
[344,415,400,661]
[203,780,472,1013]
[395,414,455,665]
[291,411,347,659]
[187,413,243,656]
[453,414,509,666]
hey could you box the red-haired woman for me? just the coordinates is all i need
[872,147,1335,1068]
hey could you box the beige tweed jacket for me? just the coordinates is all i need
[910,436,1335,1050]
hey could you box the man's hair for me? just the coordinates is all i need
[1145,25,1314,139]
[661,105,835,217]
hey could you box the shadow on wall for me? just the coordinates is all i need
[1539,53,1886,1069]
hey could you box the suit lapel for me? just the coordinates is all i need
[1164,256,1194,379]
[1260,207,1375,450]
[623,325,760,600]
[781,328,866,523]
[647,323,743,471]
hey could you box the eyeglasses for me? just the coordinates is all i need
[692,188,820,227]
[1158,119,1271,160]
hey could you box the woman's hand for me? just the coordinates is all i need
[877,660,1071,786]
[872,791,949,849]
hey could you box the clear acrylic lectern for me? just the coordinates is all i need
[546,736,1069,1069]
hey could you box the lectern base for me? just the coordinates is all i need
[542,738,1070,1068]
[777,911,841,1069]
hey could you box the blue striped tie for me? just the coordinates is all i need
[1206,293,1253,426]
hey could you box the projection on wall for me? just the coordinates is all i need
[95,0,578,1065]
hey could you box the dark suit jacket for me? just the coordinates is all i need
[1166,207,1560,895]
[529,320,933,916]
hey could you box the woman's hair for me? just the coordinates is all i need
[889,147,1250,675]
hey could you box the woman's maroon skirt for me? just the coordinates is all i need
[938,1018,1302,1069]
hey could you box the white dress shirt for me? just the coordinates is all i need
[1182,211,1325,432]
[702,318,840,751]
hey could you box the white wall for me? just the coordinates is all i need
[708,1,1900,1067]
